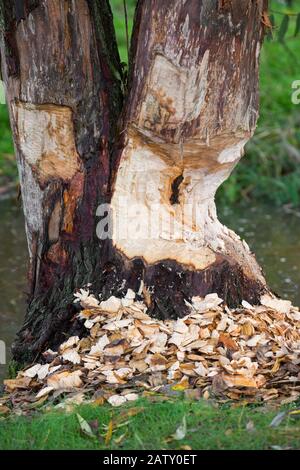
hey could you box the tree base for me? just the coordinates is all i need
[12,240,266,362]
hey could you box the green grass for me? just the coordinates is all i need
[1,398,300,450]
[111,0,136,64]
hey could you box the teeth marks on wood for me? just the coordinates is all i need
[13,102,82,185]
[138,52,209,139]
[170,173,184,205]
[110,0,267,295]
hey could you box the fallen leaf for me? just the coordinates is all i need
[223,375,257,388]
[173,415,187,440]
[288,409,300,418]
[100,296,122,313]
[105,420,114,445]
[4,377,32,391]
[269,411,287,428]
[108,395,127,407]
[260,294,291,315]
[270,445,293,450]
[172,378,190,391]
[93,396,105,406]
[62,349,81,365]
[36,386,54,399]
[47,370,83,390]
[77,413,96,439]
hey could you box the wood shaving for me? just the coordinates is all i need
[4,292,300,410]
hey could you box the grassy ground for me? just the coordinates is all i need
[0,0,300,205]
[1,397,300,450]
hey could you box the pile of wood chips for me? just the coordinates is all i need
[2,288,300,412]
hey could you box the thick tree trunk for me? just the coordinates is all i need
[0,0,123,360]
[106,0,269,317]
[0,0,270,362]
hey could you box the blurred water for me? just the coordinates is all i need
[220,204,300,305]
[0,200,299,381]
[0,199,27,382]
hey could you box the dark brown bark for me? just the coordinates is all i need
[0,0,270,363]
[0,0,123,361]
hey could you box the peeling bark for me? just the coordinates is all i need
[0,0,270,361]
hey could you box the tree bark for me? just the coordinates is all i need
[0,0,123,361]
[106,0,269,318]
[0,0,270,362]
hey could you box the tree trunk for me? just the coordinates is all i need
[0,0,269,362]
[0,0,123,361]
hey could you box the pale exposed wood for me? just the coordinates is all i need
[112,0,268,285]
[13,102,82,184]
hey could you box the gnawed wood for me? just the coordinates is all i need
[109,0,268,310]
[13,102,82,185]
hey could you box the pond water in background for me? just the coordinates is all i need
[220,204,300,305]
[0,200,300,382]
[0,199,27,382]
